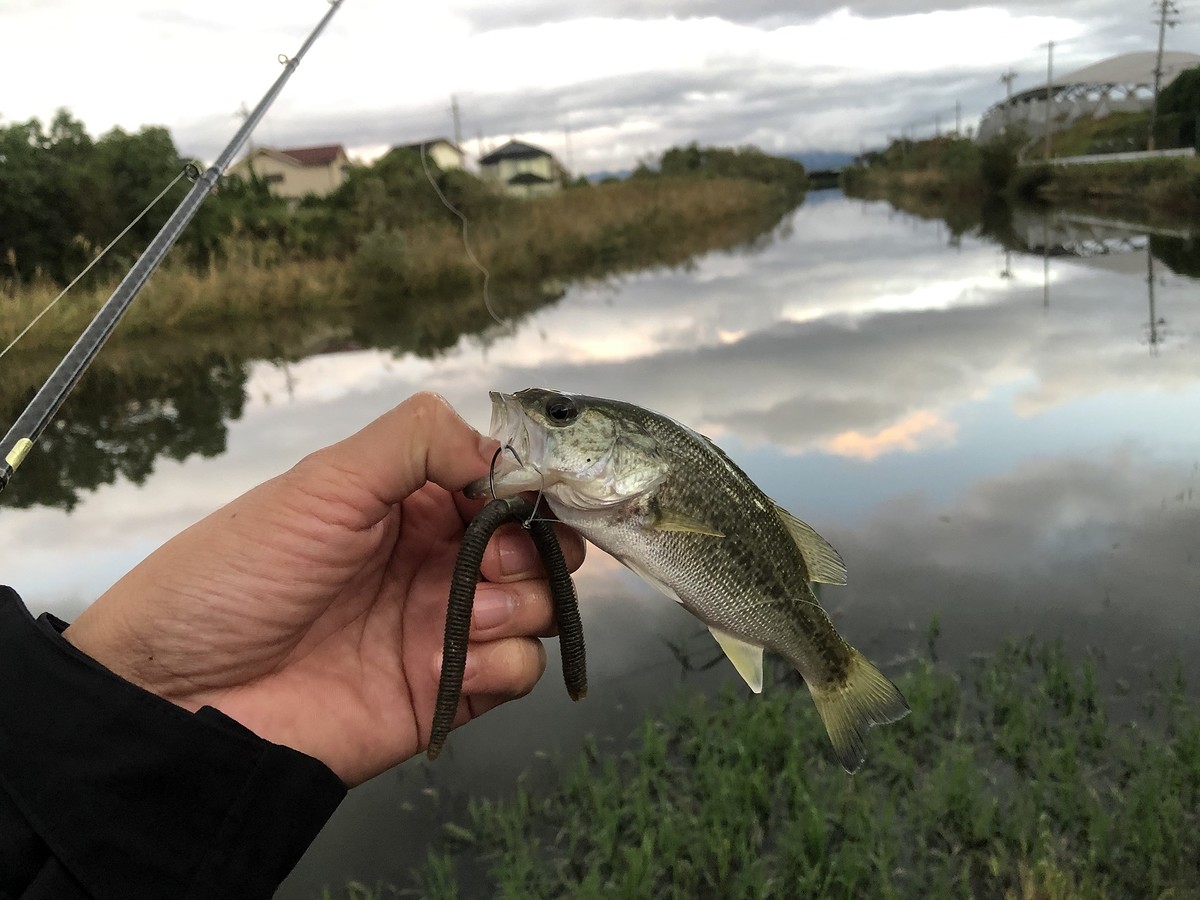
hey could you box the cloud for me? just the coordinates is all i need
[822,410,959,460]
[834,451,1200,648]
[9,0,1189,174]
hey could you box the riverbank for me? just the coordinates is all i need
[2,175,794,356]
[395,637,1198,899]
[0,175,800,512]
[1020,155,1200,218]
[843,134,1200,220]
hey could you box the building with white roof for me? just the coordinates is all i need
[978,51,1200,143]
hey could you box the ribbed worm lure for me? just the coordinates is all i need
[427,495,587,760]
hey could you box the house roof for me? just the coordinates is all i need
[395,138,464,155]
[275,144,347,166]
[479,140,551,165]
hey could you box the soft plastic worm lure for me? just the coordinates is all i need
[427,495,587,760]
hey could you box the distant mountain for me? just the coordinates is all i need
[584,150,856,182]
[784,150,856,171]
[585,169,633,183]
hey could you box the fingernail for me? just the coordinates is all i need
[473,590,514,630]
[499,540,539,577]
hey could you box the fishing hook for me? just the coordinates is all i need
[486,442,529,503]
[492,443,546,527]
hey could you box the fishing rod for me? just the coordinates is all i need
[0,0,346,495]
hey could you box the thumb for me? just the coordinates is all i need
[299,392,496,516]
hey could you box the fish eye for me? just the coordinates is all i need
[545,396,579,424]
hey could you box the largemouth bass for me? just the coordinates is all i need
[467,388,909,772]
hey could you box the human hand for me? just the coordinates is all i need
[63,393,585,786]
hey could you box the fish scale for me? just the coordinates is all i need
[470,388,910,772]
[585,403,853,687]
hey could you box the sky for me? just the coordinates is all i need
[2,1,1198,175]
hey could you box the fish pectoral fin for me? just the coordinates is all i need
[708,627,764,693]
[773,504,848,585]
[652,507,725,537]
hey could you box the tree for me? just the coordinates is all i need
[1155,66,1200,147]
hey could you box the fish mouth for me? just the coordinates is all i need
[464,391,547,499]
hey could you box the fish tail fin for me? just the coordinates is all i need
[806,647,909,774]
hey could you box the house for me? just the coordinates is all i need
[478,140,567,197]
[391,138,466,171]
[226,144,351,199]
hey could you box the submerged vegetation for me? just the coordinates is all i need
[405,639,1198,899]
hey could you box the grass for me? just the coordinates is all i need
[405,638,1199,899]
[845,114,1200,218]
[1,175,798,512]
[1,176,790,356]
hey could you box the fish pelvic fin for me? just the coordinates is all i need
[806,648,909,774]
[708,627,764,693]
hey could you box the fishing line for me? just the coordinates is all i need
[419,141,506,329]
[0,0,346,492]
[0,167,191,362]
[522,471,547,528]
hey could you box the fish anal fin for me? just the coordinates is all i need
[653,507,724,537]
[708,627,764,693]
[773,505,848,585]
[805,648,909,773]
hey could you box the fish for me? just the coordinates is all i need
[466,388,909,772]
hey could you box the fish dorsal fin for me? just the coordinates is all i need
[652,506,725,537]
[773,505,848,585]
[708,627,764,693]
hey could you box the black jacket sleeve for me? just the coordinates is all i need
[0,587,346,900]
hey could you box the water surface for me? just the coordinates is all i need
[1,191,1196,895]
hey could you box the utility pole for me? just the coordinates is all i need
[1145,247,1163,353]
[450,95,463,147]
[563,115,574,176]
[1044,40,1055,161]
[236,102,255,176]
[1148,0,1180,150]
[955,100,961,136]
[1000,69,1018,132]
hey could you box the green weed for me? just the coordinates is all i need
[413,639,1200,898]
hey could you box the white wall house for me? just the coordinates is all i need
[227,145,351,199]
[392,138,466,171]
[478,140,567,197]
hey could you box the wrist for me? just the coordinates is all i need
[63,606,182,708]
